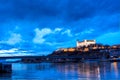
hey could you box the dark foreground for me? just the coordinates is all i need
[1,62,120,80]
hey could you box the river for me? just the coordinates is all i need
[0,62,120,80]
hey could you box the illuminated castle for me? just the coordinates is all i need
[76,39,96,47]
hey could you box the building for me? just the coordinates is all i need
[67,48,76,52]
[76,39,96,47]
[56,47,76,52]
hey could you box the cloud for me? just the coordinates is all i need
[0,0,119,55]
[54,28,63,32]
[75,29,94,37]
[1,32,22,45]
[62,29,73,37]
[33,28,52,44]
[72,13,119,38]
[0,0,119,22]
[81,29,94,34]
[33,27,74,46]
[7,33,22,45]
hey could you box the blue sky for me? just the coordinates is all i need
[0,0,120,54]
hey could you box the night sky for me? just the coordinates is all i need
[0,0,120,54]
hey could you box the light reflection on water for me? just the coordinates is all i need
[1,62,120,80]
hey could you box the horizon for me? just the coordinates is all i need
[0,0,120,55]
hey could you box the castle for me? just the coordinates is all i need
[56,39,96,52]
[76,39,96,47]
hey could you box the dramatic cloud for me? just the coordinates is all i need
[0,0,119,22]
[33,28,52,44]
[0,32,22,45]
[33,28,73,45]
[62,29,73,37]
[54,28,63,32]
[0,0,119,54]
[6,33,22,45]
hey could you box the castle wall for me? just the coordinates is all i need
[77,40,96,47]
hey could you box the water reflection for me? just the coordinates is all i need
[0,73,11,80]
[1,62,120,80]
[52,62,101,80]
[111,62,119,78]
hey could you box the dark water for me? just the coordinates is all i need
[1,62,120,80]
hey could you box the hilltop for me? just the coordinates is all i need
[49,40,120,59]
